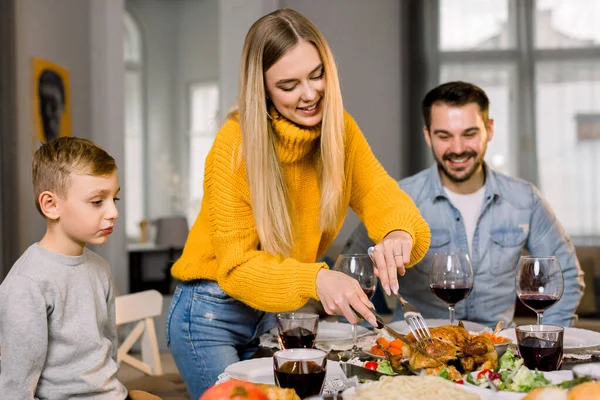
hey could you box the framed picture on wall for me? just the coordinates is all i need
[32,57,71,143]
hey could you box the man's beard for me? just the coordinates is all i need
[434,150,484,183]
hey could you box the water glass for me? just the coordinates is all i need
[516,325,564,371]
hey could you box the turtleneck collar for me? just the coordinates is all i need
[269,107,321,163]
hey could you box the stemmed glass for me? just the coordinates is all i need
[429,253,474,325]
[333,254,377,359]
[516,256,564,325]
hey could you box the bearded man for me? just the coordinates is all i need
[342,81,584,328]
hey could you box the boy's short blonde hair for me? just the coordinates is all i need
[32,137,117,216]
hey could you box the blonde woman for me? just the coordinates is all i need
[166,8,430,397]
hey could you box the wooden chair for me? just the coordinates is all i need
[116,289,164,376]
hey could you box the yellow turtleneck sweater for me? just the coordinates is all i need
[171,110,431,312]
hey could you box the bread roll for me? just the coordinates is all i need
[522,387,567,400]
[568,381,600,400]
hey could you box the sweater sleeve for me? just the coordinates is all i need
[106,279,118,362]
[200,122,325,312]
[344,112,431,267]
[0,275,48,400]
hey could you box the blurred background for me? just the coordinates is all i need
[1,0,600,359]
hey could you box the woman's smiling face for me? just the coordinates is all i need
[264,39,325,127]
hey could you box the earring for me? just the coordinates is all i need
[266,111,273,120]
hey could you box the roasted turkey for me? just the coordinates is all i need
[399,321,498,373]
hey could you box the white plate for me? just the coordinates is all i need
[387,319,490,335]
[270,321,371,343]
[342,377,501,400]
[464,370,573,400]
[498,327,600,350]
[224,357,346,385]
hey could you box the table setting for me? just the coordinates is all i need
[213,253,600,399]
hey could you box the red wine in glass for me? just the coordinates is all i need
[429,253,474,325]
[518,337,563,371]
[274,360,326,399]
[430,283,473,306]
[516,256,564,325]
[279,327,316,349]
[518,294,560,312]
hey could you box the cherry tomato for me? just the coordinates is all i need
[456,379,464,384]
[477,369,491,379]
[364,361,379,371]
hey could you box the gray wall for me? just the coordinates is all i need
[14,0,93,254]
[12,0,128,293]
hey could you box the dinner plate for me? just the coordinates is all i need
[270,321,371,343]
[387,319,490,335]
[464,370,573,400]
[342,377,499,400]
[498,327,600,350]
[224,357,346,385]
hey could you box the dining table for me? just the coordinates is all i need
[218,320,600,399]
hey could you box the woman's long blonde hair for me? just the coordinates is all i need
[229,8,345,257]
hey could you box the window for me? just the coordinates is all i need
[535,0,600,49]
[441,63,516,176]
[439,0,514,50]
[187,82,219,227]
[123,11,145,240]
[535,60,600,234]
[431,0,600,236]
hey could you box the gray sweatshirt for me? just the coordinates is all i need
[0,244,127,399]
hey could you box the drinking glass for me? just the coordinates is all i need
[516,325,564,371]
[429,253,474,325]
[276,313,319,349]
[516,256,564,325]
[333,254,377,359]
[273,348,327,399]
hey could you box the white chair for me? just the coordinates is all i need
[115,289,164,376]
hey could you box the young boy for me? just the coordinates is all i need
[0,137,127,399]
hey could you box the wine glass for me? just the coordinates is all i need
[516,256,564,325]
[429,253,474,325]
[333,254,377,359]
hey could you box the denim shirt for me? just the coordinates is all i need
[343,163,585,328]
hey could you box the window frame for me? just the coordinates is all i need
[123,9,148,240]
[429,0,600,184]
[427,0,600,236]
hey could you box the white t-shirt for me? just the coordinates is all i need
[443,186,486,256]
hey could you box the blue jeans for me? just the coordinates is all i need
[166,280,276,399]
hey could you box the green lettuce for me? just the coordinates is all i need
[376,360,395,375]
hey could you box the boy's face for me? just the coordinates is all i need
[55,170,120,248]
